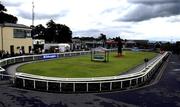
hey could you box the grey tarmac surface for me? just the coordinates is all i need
[0,54,180,107]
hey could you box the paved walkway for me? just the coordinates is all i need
[6,61,33,76]
[0,54,180,107]
[122,54,162,75]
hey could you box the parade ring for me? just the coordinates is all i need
[0,50,169,93]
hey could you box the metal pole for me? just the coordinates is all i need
[1,25,4,50]
[32,0,35,26]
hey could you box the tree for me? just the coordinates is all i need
[56,24,72,43]
[31,24,46,39]
[32,20,72,43]
[45,20,72,43]
[0,3,18,24]
[31,20,73,43]
[0,3,7,11]
[80,37,96,41]
[45,20,56,43]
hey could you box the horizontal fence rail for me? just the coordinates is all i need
[0,50,169,93]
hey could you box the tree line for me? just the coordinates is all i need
[31,20,72,43]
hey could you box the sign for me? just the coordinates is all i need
[43,54,58,59]
[33,39,45,45]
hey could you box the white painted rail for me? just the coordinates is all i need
[0,50,169,93]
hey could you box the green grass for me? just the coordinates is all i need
[17,51,157,78]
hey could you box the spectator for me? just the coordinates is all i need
[19,49,22,55]
[30,49,33,54]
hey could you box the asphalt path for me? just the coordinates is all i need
[0,54,180,107]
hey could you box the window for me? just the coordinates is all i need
[13,29,31,38]
[26,30,31,38]
[14,29,25,38]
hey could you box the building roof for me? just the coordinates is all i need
[105,40,118,44]
[0,23,31,29]
[133,40,149,44]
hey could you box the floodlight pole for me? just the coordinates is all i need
[32,0,35,26]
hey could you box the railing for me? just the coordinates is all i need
[0,50,169,93]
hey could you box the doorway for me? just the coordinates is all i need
[10,45,14,56]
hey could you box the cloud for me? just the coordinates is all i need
[128,0,180,4]
[73,24,140,39]
[1,0,22,7]
[2,0,180,41]
[117,0,180,22]
[74,29,101,37]
[166,15,180,22]
[101,8,118,14]
[17,10,68,20]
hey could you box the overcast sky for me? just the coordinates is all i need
[1,0,180,41]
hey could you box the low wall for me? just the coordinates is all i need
[0,50,169,93]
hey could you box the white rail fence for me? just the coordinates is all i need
[0,50,169,93]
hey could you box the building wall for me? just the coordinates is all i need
[0,26,32,54]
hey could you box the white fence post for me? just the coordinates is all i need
[73,83,75,92]
[120,81,123,88]
[46,81,48,91]
[23,79,25,87]
[34,80,36,89]
[60,83,61,92]
[110,82,112,91]
[14,58,15,64]
[129,80,132,86]
[86,83,89,92]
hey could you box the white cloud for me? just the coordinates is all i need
[127,16,180,41]
[1,0,180,41]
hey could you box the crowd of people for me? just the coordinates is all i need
[0,50,10,59]
[0,49,32,59]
